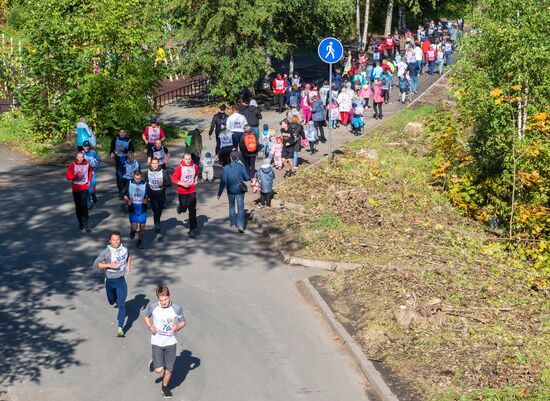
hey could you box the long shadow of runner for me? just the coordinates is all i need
[166,350,201,390]
[123,294,149,334]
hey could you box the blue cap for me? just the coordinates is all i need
[263,123,269,130]
[205,152,212,158]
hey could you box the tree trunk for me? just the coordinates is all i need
[356,0,361,50]
[384,0,394,37]
[263,53,272,90]
[289,52,295,77]
[361,0,371,50]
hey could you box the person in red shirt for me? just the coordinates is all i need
[421,38,431,72]
[384,35,395,59]
[271,73,288,114]
[66,152,94,232]
[171,152,199,239]
[142,117,165,154]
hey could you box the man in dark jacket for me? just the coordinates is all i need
[208,104,228,155]
[239,99,262,140]
[239,127,259,178]
[217,151,250,233]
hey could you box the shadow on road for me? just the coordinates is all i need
[123,294,150,334]
[169,350,201,390]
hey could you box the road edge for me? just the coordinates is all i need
[298,277,400,401]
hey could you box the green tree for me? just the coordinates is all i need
[7,0,166,140]
[436,0,550,256]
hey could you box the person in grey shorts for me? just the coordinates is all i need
[144,284,186,399]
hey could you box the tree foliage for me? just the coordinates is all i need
[5,0,166,141]
[431,0,550,270]
[168,0,353,100]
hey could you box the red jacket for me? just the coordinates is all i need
[421,40,431,54]
[171,160,199,194]
[272,78,287,95]
[66,159,93,192]
[384,38,394,49]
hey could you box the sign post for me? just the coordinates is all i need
[318,37,343,160]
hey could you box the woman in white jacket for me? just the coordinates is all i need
[337,88,352,126]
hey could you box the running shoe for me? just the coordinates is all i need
[237,226,245,233]
[85,226,92,233]
[156,232,163,241]
[188,229,197,239]
[117,327,124,337]
[161,385,172,398]
[130,231,136,239]
[149,360,154,373]
[176,205,182,214]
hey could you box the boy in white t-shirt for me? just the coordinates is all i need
[144,284,186,399]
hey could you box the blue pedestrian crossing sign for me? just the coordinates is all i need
[318,37,343,64]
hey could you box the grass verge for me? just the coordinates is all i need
[262,105,549,400]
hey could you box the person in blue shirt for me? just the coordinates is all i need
[82,140,101,209]
[217,151,250,233]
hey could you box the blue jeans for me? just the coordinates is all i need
[251,126,259,142]
[227,193,245,228]
[437,60,444,75]
[417,60,423,74]
[87,170,96,207]
[445,52,452,65]
[410,76,418,93]
[105,277,127,328]
[428,60,435,74]
[293,150,299,167]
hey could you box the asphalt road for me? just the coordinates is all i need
[0,141,372,401]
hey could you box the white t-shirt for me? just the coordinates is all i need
[144,301,186,347]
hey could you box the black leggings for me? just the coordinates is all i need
[244,155,257,178]
[373,102,383,117]
[260,191,273,206]
[178,193,198,231]
[149,189,166,232]
[314,121,325,141]
[273,94,284,112]
[72,190,89,227]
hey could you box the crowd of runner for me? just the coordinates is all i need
[63,17,462,399]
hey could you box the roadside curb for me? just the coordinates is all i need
[298,277,400,401]
[251,211,363,271]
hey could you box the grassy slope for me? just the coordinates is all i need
[263,106,549,400]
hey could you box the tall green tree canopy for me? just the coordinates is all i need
[6,0,166,140]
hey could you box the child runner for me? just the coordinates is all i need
[145,158,171,241]
[93,230,131,337]
[123,170,148,249]
[144,284,186,399]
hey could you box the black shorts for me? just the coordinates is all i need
[282,148,294,159]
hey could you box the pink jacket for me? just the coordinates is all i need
[373,83,384,103]
[360,85,372,99]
